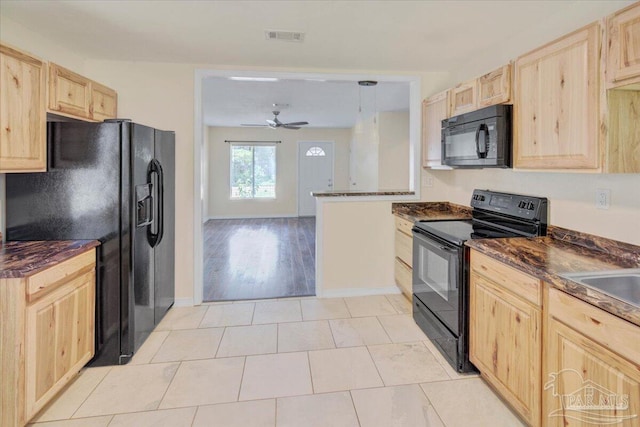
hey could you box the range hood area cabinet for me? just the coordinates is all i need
[514,2,640,173]
[421,63,512,168]
[0,43,118,173]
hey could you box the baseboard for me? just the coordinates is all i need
[205,214,299,220]
[173,297,195,307]
[319,286,401,298]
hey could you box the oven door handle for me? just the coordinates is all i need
[439,246,457,252]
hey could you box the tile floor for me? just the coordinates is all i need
[28,295,525,427]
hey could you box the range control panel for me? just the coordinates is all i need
[470,189,548,222]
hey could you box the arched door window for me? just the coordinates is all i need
[305,146,326,157]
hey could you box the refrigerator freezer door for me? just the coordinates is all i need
[131,124,156,352]
[153,130,175,324]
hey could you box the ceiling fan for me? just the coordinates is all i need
[242,111,309,130]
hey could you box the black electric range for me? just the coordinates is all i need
[411,189,548,373]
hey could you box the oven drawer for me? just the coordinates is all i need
[470,251,541,306]
[413,295,460,371]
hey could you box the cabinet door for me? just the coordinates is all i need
[607,2,640,87]
[544,287,640,426]
[0,44,46,172]
[91,80,118,121]
[515,23,601,169]
[478,63,511,107]
[421,90,449,167]
[48,62,91,119]
[394,257,412,297]
[544,318,640,427]
[470,273,541,426]
[25,270,95,419]
[450,79,477,116]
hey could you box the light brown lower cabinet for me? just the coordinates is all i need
[1,249,96,427]
[469,250,542,426]
[543,287,640,427]
[393,216,413,298]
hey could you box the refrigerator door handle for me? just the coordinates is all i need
[147,159,164,248]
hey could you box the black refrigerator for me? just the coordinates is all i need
[5,120,175,366]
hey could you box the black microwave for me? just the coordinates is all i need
[441,104,512,168]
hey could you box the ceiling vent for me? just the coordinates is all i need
[265,30,305,43]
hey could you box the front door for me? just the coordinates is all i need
[298,141,334,216]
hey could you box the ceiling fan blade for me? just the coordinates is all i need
[266,119,277,126]
[283,121,308,126]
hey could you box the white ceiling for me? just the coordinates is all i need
[202,78,410,127]
[1,0,632,128]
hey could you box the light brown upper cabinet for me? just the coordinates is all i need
[90,80,118,122]
[48,62,118,122]
[449,79,477,116]
[48,63,92,119]
[478,63,512,107]
[0,44,47,173]
[422,90,449,167]
[606,2,640,88]
[515,23,601,170]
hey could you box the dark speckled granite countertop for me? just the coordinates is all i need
[0,240,100,279]
[466,226,640,326]
[392,201,472,222]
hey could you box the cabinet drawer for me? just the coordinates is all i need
[394,257,412,296]
[395,230,413,267]
[27,249,96,300]
[470,251,541,306]
[394,216,414,236]
[548,288,640,364]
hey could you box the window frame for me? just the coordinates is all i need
[229,143,277,200]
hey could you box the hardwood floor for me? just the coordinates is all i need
[203,217,316,301]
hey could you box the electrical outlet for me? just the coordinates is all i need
[595,188,611,210]
[422,175,434,188]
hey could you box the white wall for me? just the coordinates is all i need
[348,110,411,191]
[422,170,640,245]
[378,111,410,190]
[349,114,379,191]
[207,126,351,218]
[318,199,396,296]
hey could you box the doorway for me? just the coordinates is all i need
[298,141,335,216]
[193,69,421,306]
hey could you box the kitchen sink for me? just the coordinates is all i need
[560,269,640,307]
